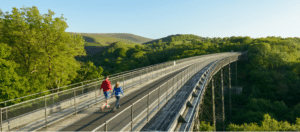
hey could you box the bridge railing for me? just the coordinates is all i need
[0,52,229,131]
[179,51,247,131]
[0,52,225,107]
[92,52,242,131]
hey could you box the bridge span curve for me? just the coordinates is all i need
[0,52,246,131]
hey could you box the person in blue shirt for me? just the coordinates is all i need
[111,81,124,111]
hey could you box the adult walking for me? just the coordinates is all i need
[111,81,124,112]
[100,75,112,110]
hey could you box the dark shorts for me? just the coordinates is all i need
[103,91,110,99]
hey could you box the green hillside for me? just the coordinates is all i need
[96,33,153,44]
[78,33,134,45]
[69,33,152,45]
[143,34,204,44]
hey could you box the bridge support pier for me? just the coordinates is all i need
[236,61,237,96]
[221,68,225,131]
[229,61,231,123]
[199,61,235,131]
[212,78,216,131]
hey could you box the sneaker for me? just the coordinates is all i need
[117,106,120,109]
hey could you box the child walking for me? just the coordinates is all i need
[111,81,124,112]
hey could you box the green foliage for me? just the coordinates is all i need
[84,42,103,47]
[228,36,300,130]
[72,61,103,82]
[94,33,153,44]
[233,98,290,124]
[114,48,126,58]
[1,8,300,129]
[143,34,202,44]
[0,6,86,104]
[78,33,151,45]
[198,121,215,131]
[0,43,30,102]
[228,114,300,131]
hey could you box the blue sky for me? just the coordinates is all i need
[1,0,300,39]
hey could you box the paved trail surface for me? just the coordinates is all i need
[61,67,188,131]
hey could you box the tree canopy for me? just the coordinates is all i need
[0,6,86,102]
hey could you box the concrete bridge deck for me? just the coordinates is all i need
[34,53,237,131]
[59,67,188,131]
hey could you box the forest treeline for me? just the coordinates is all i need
[1,6,300,130]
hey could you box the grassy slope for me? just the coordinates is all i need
[72,33,153,45]
[143,34,203,44]
[80,33,134,45]
[95,33,153,44]
[70,32,152,58]
[143,34,181,44]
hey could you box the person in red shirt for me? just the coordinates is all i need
[100,75,112,109]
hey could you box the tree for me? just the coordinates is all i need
[126,48,140,58]
[0,6,86,91]
[228,114,300,131]
[198,121,215,131]
[73,61,103,82]
[114,48,126,58]
[169,37,175,46]
[0,43,35,103]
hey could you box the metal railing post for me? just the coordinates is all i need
[123,75,125,89]
[152,67,153,79]
[173,61,175,71]
[163,63,165,74]
[95,83,97,103]
[5,102,9,131]
[105,121,107,132]
[184,70,187,81]
[131,72,133,88]
[74,89,77,114]
[158,86,160,110]
[180,72,182,88]
[147,68,148,81]
[167,81,169,99]
[189,67,190,77]
[166,81,168,101]
[189,67,191,77]
[161,64,163,75]
[52,89,54,105]
[140,70,141,85]
[173,77,175,96]
[131,104,134,131]
[147,94,149,121]
[81,82,83,94]
[176,75,178,92]
[166,62,168,73]
[159,65,161,76]
[1,108,2,132]
[44,95,47,127]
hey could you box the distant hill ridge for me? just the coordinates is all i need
[69,32,153,45]
[143,34,204,44]
[69,32,208,45]
[94,33,153,44]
